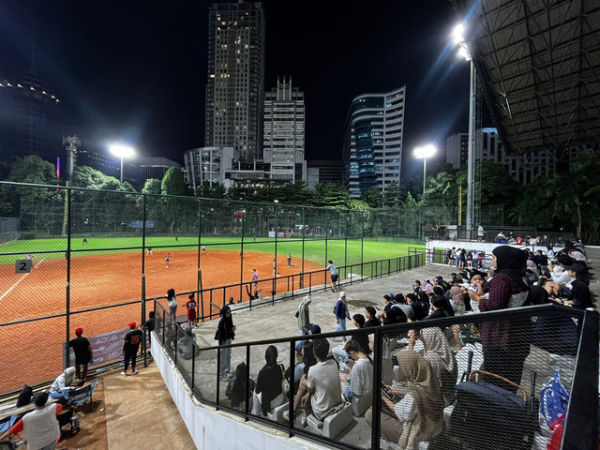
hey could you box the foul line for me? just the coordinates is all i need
[0,259,44,302]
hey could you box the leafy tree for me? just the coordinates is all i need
[161,167,187,196]
[312,183,349,208]
[142,178,161,195]
[383,182,403,207]
[363,186,383,208]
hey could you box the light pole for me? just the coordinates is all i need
[413,144,436,194]
[452,23,476,239]
[109,143,136,183]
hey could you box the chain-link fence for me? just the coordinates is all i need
[0,181,430,394]
[152,301,598,450]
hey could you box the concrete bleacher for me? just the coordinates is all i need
[154,248,597,449]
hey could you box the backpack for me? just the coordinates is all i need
[16,384,33,407]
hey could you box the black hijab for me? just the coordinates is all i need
[492,245,529,291]
[220,305,234,334]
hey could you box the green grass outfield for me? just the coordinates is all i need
[0,236,424,267]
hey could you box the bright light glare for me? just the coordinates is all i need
[451,23,465,45]
[457,45,471,61]
[413,144,437,159]
[109,144,136,159]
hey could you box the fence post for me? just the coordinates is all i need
[273,207,278,297]
[360,212,365,276]
[64,185,72,368]
[301,206,305,289]
[239,209,245,302]
[288,340,296,437]
[324,209,328,268]
[216,347,221,409]
[197,199,204,321]
[344,213,348,280]
[141,194,148,367]
[244,345,250,420]
[370,328,383,450]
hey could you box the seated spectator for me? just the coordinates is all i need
[564,263,592,309]
[406,293,428,321]
[413,280,423,295]
[419,328,457,406]
[423,280,434,294]
[393,294,414,321]
[366,350,443,448]
[342,340,373,402]
[549,255,575,285]
[352,314,371,355]
[226,362,255,408]
[424,295,452,321]
[292,342,318,411]
[378,294,407,325]
[0,392,63,448]
[49,367,77,401]
[253,345,285,416]
[364,306,381,328]
[300,339,342,420]
[449,280,465,315]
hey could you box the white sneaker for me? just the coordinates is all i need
[132,370,139,375]
[121,371,127,376]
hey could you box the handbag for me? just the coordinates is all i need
[280,364,289,395]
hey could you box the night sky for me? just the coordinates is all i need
[0,0,475,178]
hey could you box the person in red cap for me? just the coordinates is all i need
[122,322,143,376]
[186,293,197,328]
[69,327,92,381]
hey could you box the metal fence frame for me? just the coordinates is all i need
[153,301,599,450]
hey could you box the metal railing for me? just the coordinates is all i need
[152,300,598,450]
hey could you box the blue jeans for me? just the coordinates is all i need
[219,339,232,375]
[335,318,347,342]
[344,384,353,402]
[296,328,309,354]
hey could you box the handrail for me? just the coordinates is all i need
[152,299,596,450]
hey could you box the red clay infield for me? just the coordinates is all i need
[0,250,323,392]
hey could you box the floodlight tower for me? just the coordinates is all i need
[413,144,437,195]
[109,143,136,183]
[452,23,476,239]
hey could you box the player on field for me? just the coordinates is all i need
[166,253,171,268]
[147,246,153,256]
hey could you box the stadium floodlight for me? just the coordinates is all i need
[451,20,475,238]
[413,144,437,194]
[109,143,136,183]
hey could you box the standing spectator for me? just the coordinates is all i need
[301,339,342,420]
[49,367,76,400]
[477,225,484,242]
[185,293,197,328]
[364,306,381,328]
[297,296,311,335]
[455,249,462,268]
[167,288,178,322]
[0,392,63,449]
[448,248,456,266]
[478,246,530,391]
[472,250,479,269]
[252,268,259,288]
[215,305,236,378]
[69,327,92,381]
[342,340,373,403]
[253,345,285,416]
[333,291,351,342]
[327,260,339,292]
[122,322,143,376]
[144,311,155,354]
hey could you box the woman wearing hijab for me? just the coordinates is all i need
[49,367,77,400]
[366,350,443,449]
[215,305,236,378]
[253,345,285,416]
[225,362,255,409]
[419,328,457,406]
[477,246,531,391]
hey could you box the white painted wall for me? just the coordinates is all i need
[151,334,325,450]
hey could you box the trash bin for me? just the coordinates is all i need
[447,225,457,240]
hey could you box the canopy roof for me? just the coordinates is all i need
[453,0,600,160]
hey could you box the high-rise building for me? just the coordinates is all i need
[205,2,265,163]
[184,146,235,192]
[445,128,587,184]
[343,86,405,198]
[445,133,469,169]
[0,69,62,163]
[307,160,344,185]
[263,76,305,182]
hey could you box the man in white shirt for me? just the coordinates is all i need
[342,340,373,402]
[303,339,342,420]
[0,392,62,450]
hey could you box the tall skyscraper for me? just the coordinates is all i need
[445,133,469,169]
[205,2,265,163]
[263,76,305,182]
[343,86,406,198]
